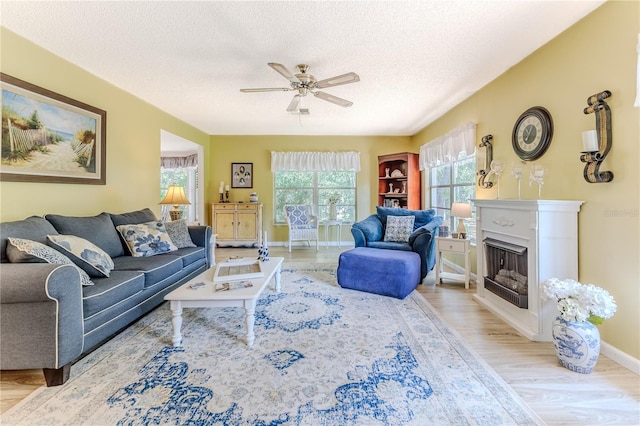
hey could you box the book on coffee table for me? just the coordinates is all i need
[215,280,253,292]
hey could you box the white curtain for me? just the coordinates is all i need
[271,151,361,172]
[161,154,198,168]
[418,122,477,170]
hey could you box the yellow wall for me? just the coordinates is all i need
[0,28,211,221]
[412,0,639,358]
[210,135,412,242]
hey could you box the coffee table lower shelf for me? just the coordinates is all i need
[164,257,284,346]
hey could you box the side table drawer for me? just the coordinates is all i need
[437,238,466,253]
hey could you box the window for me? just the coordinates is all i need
[160,166,198,222]
[274,171,356,223]
[428,151,476,242]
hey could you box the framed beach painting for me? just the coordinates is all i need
[0,73,106,184]
[231,162,253,188]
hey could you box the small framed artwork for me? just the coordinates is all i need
[231,162,253,188]
[0,73,107,184]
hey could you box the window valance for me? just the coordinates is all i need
[419,122,477,169]
[161,154,198,169]
[271,151,361,172]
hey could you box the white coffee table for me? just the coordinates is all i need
[164,257,284,346]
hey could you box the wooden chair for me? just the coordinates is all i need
[283,205,319,253]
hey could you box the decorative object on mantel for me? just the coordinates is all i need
[580,90,614,183]
[489,160,504,199]
[542,278,616,374]
[159,184,191,221]
[477,134,494,189]
[451,202,472,238]
[529,164,544,199]
[511,163,523,200]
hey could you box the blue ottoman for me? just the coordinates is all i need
[337,247,421,299]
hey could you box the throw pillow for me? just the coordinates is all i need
[376,206,435,229]
[116,221,178,257]
[45,212,125,258]
[6,237,94,286]
[383,215,416,243]
[164,220,196,248]
[47,235,114,278]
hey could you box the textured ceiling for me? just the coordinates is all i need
[1,1,604,136]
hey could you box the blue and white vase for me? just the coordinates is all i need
[551,317,600,374]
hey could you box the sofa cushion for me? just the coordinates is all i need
[112,254,183,288]
[172,247,206,268]
[47,235,114,278]
[45,213,125,258]
[367,241,412,251]
[384,215,415,243]
[6,237,93,286]
[116,221,178,257]
[165,220,196,248]
[82,271,145,318]
[1,216,59,263]
[376,206,436,229]
[108,208,157,227]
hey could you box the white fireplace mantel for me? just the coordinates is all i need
[472,199,584,341]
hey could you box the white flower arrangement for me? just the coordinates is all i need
[542,278,617,325]
[327,192,342,204]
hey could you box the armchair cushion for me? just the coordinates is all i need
[376,206,436,229]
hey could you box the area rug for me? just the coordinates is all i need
[2,264,542,425]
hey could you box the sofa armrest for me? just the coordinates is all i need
[0,263,84,370]
[351,214,384,247]
[188,225,212,266]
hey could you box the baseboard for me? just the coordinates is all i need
[600,341,640,375]
[441,259,639,374]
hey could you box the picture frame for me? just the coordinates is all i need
[0,73,107,184]
[231,162,253,188]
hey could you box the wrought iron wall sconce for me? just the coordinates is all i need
[581,90,613,183]
[477,134,494,188]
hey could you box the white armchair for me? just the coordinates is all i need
[283,205,319,253]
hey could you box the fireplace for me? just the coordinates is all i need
[472,199,583,341]
[483,238,528,308]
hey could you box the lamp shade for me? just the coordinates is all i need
[451,202,471,218]
[160,185,191,206]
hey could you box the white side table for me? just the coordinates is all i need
[321,220,344,248]
[435,237,471,289]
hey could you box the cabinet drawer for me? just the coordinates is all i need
[237,204,257,211]
[437,238,466,253]
[213,204,235,210]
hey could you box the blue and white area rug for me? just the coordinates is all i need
[3,264,542,425]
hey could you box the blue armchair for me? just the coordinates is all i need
[351,206,443,280]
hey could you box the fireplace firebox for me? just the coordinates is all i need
[483,238,528,308]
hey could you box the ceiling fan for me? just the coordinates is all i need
[240,63,360,112]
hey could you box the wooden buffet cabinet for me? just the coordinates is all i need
[378,152,421,209]
[211,203,263,247]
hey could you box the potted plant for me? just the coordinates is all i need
[542,278,617,374]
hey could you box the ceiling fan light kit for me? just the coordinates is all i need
[240,63,360,113]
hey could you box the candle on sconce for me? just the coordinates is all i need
[582,130,598,152]
[225,185,230,191]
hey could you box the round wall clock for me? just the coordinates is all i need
[511,106,553,161]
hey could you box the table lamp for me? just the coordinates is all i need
[451,202,472,237]
[160,184,190,221]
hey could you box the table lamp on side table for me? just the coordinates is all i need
[160,184,191,221]
[451,202,471,238]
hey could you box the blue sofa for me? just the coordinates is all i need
[0,208,211,386]
[350,206,443,280]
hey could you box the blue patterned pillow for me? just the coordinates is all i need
[47,234,114,278]
[164,220,196,248]
[116,221,178,257]
[6,237,94,286]
[383,215,415,243]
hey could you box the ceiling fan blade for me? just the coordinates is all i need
[315,72,360,89]
[286,95,302,112]
[240,87,293,92]
[268,63,300,83]
[313,91,353,107]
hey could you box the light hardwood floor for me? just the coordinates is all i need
[2,246,639,424]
